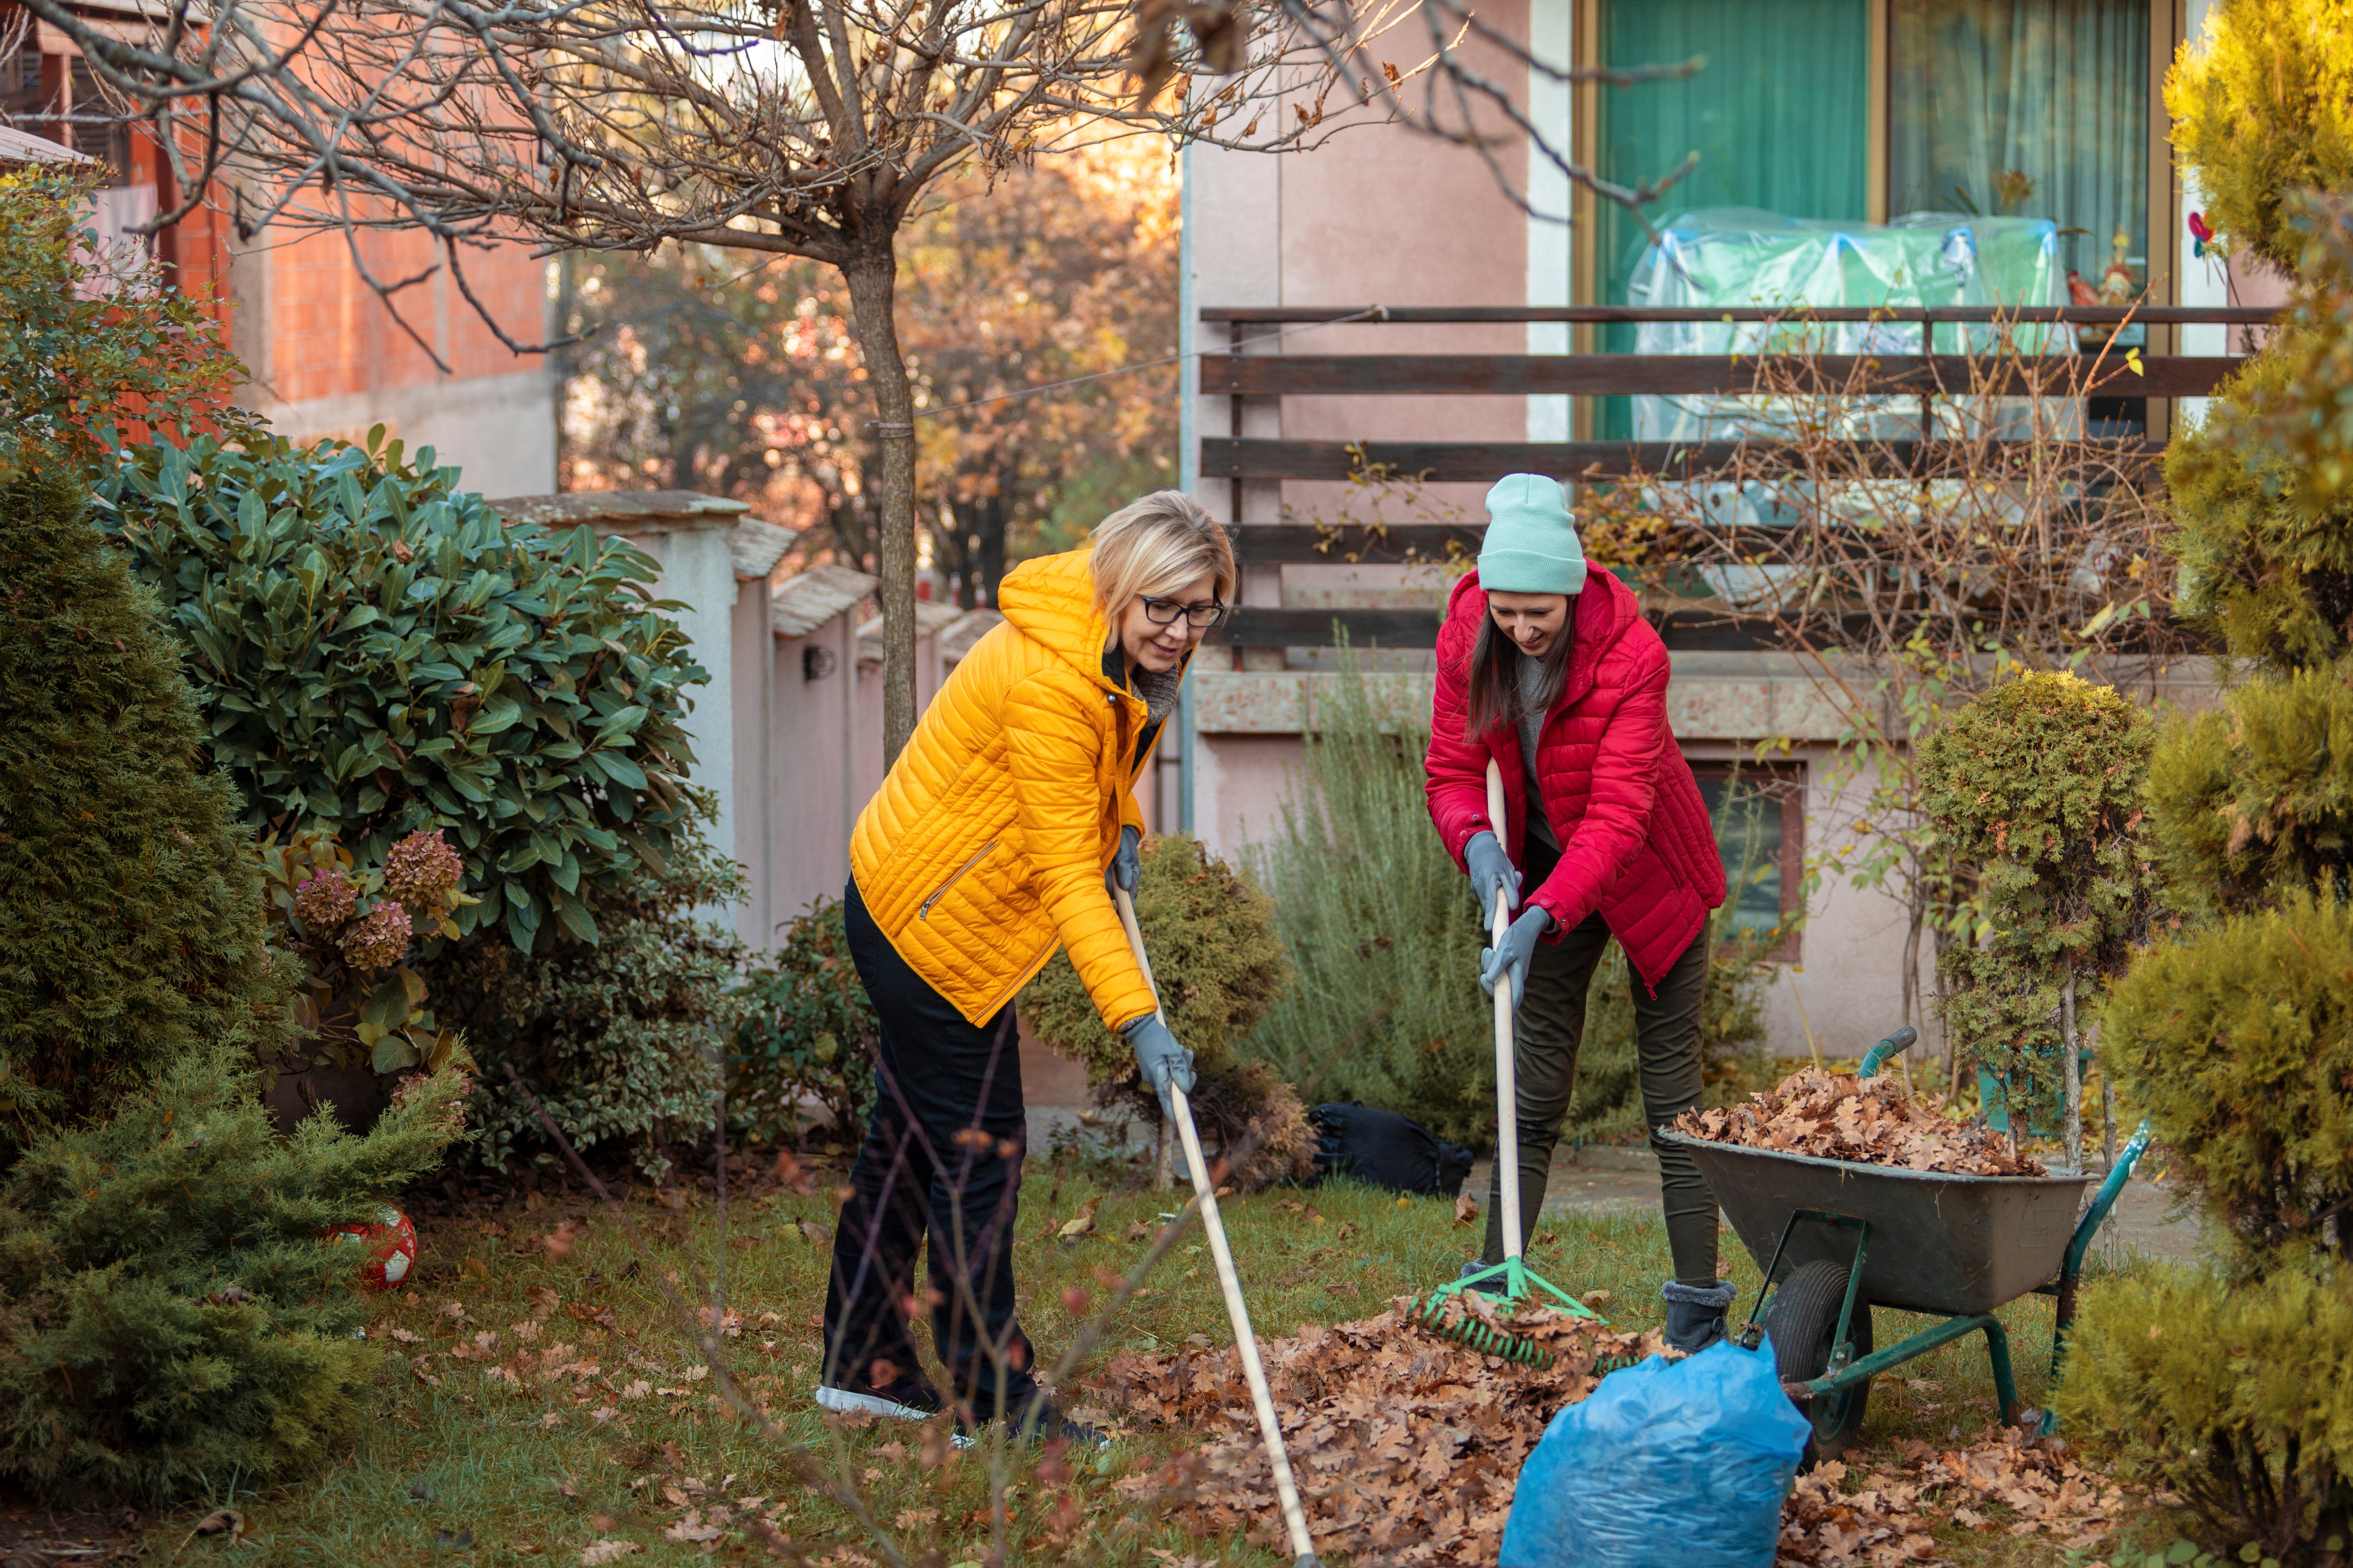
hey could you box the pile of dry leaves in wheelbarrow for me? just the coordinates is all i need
[1099,1292,2145,1566]
[1675,1069,2046,1177]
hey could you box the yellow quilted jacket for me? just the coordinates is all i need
[849,549,1174,1030]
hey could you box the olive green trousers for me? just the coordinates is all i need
[1478,907,1721,1288]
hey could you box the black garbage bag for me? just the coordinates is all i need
[1308,1102,1476,1198]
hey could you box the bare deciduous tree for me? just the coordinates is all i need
[26,0,1433,760]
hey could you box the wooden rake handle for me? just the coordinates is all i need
[1112,886,1319,1567]
[1486,759,1526,1264]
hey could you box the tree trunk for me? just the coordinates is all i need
[842,248,919,765]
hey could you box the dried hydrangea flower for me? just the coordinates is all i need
[340,901,413,971]
[291,867,360,931]
[383,829,464,910]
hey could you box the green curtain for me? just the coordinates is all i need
[1888,0,2148,284]
[1596,0,1871,427]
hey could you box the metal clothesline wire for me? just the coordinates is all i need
[895,305,1390,424]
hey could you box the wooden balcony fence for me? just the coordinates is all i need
[1198,303,2276,651]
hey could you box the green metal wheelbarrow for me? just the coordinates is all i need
[1657,1029,2150,1463]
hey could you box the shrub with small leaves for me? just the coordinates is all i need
[730,898,878,1148]
[100,428,707,954]
[1919,671,2157,1126]
[1021,834,1292,1093]
[427,800,749,1178]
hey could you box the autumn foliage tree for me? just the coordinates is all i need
[560,141,1178,604]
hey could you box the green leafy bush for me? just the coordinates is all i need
[1021,833,1292,1085]
[1020,834,1310,1186]
[0,168,254,477]
[2053,1261,2353,1566]
[1919,671,2157,1127]
[2165,0,2353,274]
[1239,656,1772,1148]
[0,465,285,1144]
[100,429,706,953]
[0,1048,466,1501]
[427,802,749,1178]
[731,898,877,1149]
[2101,894,2353,1278]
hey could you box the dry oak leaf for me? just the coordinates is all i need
[578,1542,640,1565]
[1452,1191,1479,1227]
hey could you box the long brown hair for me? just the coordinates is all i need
[1463,612,1574,741]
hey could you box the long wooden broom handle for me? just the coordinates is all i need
[1486,759,1526,1266]
[1113,886,1319,1567]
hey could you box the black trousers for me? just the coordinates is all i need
[821,879,1039,1419]
[1480,838,1721,1288]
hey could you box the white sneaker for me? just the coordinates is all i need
[815,1382,944,1422]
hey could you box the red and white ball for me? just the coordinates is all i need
[327,1206,418,1289]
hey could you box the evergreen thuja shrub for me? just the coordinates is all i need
[99,430,707,954]
[1919,671,2157,1124]
[2165,0,2353,275]
[2146,668,2353,914]
[0,1048,466,1500]
[2101,894,2353,1277]
[2166,349,2353,671]
[0,466,285,1141]
[2053,1261,2353,1566]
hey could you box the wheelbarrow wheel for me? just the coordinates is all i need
[1761,1258,1874,1466]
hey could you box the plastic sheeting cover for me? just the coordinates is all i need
[1625,207,2065,445]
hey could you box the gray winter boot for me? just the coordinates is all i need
[1661,1278,1738,1353]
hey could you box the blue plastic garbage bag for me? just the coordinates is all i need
[1499,1335,1812,1568]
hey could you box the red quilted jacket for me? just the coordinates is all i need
[1425,568,1726,990]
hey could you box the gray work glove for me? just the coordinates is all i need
[1121,1013,1196,1117]
[1463,831,1521,929]
[1480,904,1554,1010]
[1105,824,1141,896]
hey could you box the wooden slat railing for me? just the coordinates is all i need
[1204,302,2275,648]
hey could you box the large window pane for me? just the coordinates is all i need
[1889,0,2149,286]
[1597,0,1871,433]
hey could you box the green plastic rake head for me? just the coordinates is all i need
[1405,1256,1606,1369]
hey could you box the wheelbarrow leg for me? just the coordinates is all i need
[1980,1317,2020,1427]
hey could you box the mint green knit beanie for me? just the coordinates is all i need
[1477,474,1587,595]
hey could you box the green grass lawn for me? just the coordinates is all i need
[148,1158,2200,1567]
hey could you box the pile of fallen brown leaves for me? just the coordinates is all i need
[1676,1070,2046,1177]
[1094,1296,1666,1564]
[1779,1424,2146,1565]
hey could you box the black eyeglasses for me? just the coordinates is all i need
[1141,595,1229,629]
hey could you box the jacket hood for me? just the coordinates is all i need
[998,549,1120,689]
[1445,566,1640,706]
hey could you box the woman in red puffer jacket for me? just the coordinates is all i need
[1424,474,1733,1351]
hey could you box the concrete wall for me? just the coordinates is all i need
[224,214,556,495]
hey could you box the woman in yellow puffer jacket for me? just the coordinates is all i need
[820,491,1234,1445]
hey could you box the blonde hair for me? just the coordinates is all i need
[1089,490,1235,616]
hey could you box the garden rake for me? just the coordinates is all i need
[1112,885,1321,1568]
[1405,760,1607,1367]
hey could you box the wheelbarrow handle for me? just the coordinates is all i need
[1858,1026,1919,1079]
